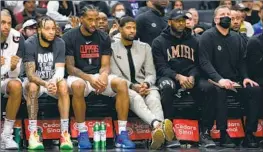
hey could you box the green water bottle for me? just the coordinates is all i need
[93,122,100,149]
[37,128,43,142]
[13,126,21,149]
[100,121,106,149]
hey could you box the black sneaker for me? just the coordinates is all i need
[242,133,259,148]
[220,133,236,148]
[200,130,216,148]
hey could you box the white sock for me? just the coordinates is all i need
[60,119,69,133]
[77,122,87,133]
[153,121,160,129]
[3,118,15,134]
[29,120,37,132]
[118,120,127,134]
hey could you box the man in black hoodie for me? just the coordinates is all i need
[199,5,261,148]
[152,9,217,148]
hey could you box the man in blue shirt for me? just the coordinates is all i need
[253,6,263,35]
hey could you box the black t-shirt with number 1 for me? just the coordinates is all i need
[62,27,112,74]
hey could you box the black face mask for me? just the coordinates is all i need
[219,16,231,29]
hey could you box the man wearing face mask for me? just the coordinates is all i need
[152,9,218,148]
[136,0,169,46]
[199,5,261,148]
[111,2,126,19]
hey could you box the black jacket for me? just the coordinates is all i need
[152,27,200,81]
[198,27,248,82]
[246,33,263,84]
[136,8,168,46]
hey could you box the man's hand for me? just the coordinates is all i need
[109,23,119,35]
[90,76,106,94]
[131,84,141,93]
[46,81,57,95]
[10,55,20,70]
[97,73,108,93]
[176,74,193,89]
[188,76,195,89]
[0,56,5,66]
[137,83,149,96]
[243,78,259,88]
[218,79,234,90]
[70,16,80,28]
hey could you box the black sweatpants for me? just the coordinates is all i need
[214,85,261,132]
[157,77,217,132]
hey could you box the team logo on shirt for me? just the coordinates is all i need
[13,36,20,43]
[86,41,92,45]
[80,44,99,58]
[217,45,222,51]
[151,23,157,27]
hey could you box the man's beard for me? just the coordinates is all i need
[83,25,95,34]
[123,35,134,41]
[40,32,54,43]
[153,4,165,14]
[171,26,184,37]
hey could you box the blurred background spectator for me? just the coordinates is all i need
[79,0,110,17]
[21,18,37,40]
[253,6,263,35]
[111,2,126,19]
[136,0,153,17]
[15,0,41,25]
[243,0,260,24]
[46,0,73,21]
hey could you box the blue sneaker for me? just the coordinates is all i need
[115,131,135,149]
[77,132,92,149]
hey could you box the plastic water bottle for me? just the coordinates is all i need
[100,121,107,149]
[13,126,21,149]
[93,122,100,149]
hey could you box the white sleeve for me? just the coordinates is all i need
[245,22,255,37]
[46,1,69,21]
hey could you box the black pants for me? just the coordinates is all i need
[157,77,217,132]
[214,85,261,132]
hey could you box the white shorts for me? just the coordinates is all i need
[22,78,58,99]
[67,74,117,97]
[1,78,22,98]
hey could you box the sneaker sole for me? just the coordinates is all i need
[78,145,92,149]
[204,143,216,148]
[28,145,44,150]
[163,119,174,141]
[60,144,73,150]
[115,143,136,149]
[150,129,165,150]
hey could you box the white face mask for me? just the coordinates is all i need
[115,11,126,19]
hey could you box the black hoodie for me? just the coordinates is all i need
[152,27,200,81]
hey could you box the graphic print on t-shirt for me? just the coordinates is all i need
[80,43,99,59]
[36,52,55,80]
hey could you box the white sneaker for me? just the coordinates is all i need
[1,131,19,150]
[28,131,44,150]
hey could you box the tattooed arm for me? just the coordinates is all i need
[25,62,48,87]
[66,56,92,82]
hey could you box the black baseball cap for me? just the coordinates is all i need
[169,9,189,20]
